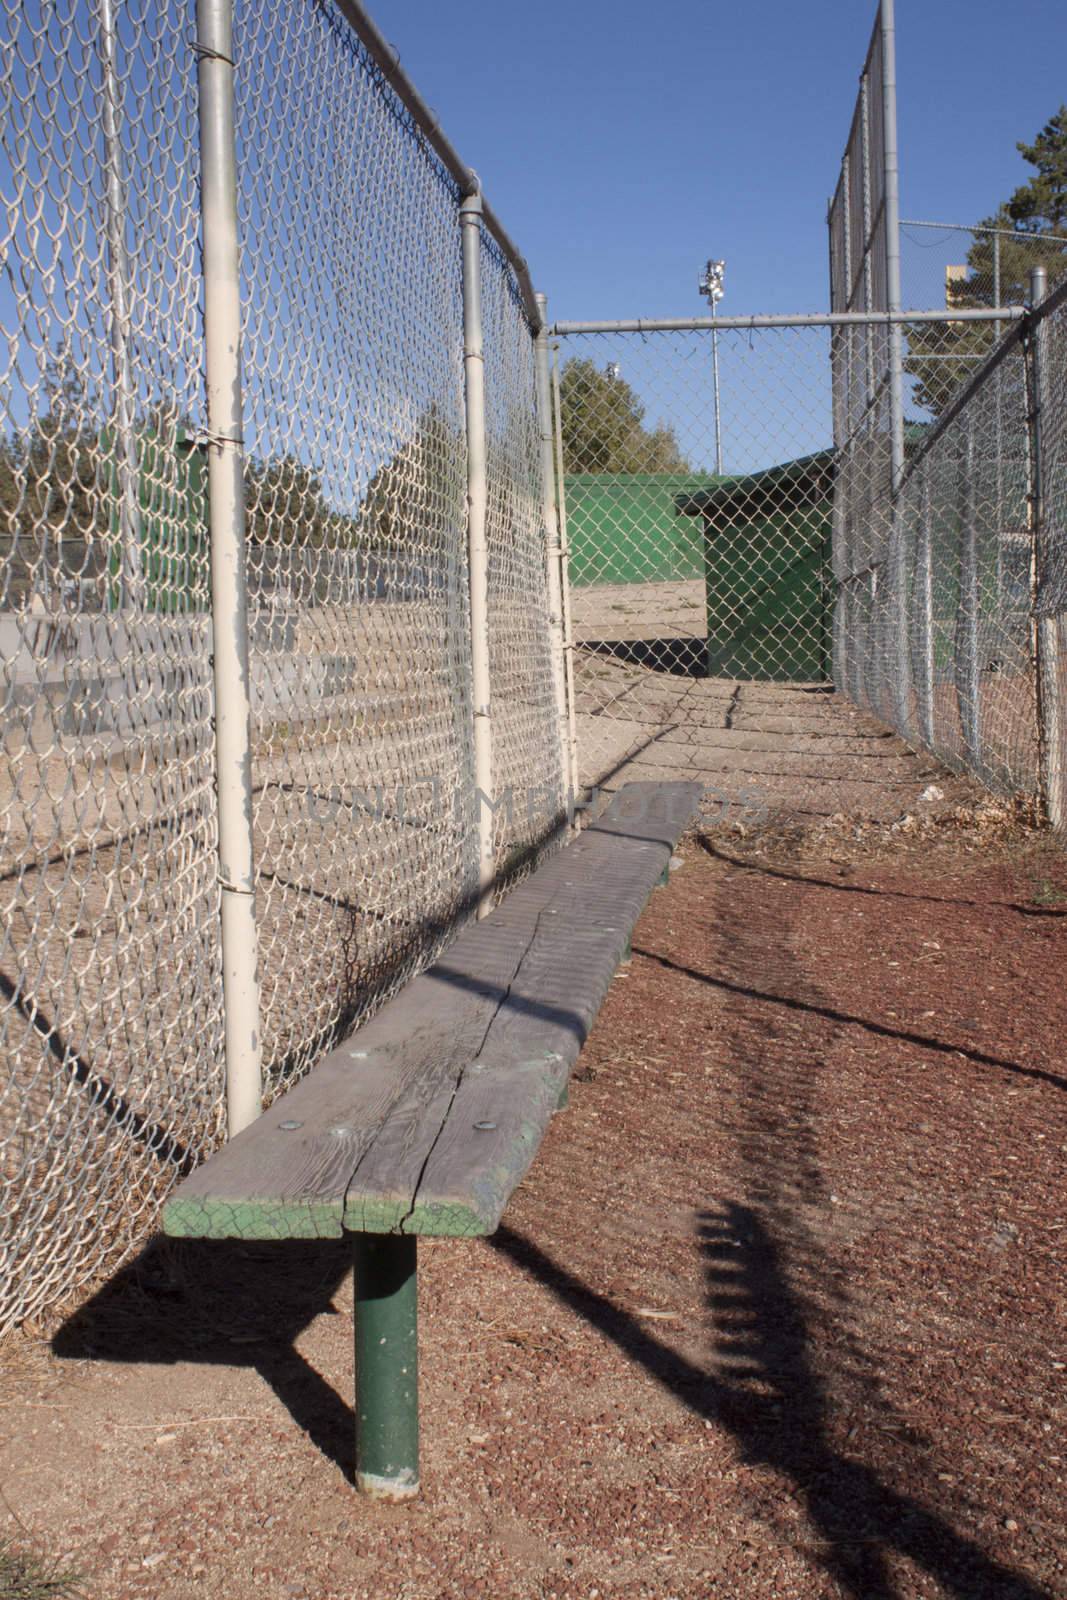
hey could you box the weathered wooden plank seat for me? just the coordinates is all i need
[163,779,701,1497]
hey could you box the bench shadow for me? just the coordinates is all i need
[52,1236,356,1482]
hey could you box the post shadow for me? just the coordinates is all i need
[491,1220,1048,1600]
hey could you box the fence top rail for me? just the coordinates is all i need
[896,272,1067,486]
[550,308,1027,336]
[902,217,1067,245]
[332,0,541,331]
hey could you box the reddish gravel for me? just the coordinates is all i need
[1,816,1064,1599]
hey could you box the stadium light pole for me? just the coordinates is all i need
[699,259,725,473]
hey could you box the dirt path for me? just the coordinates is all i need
[1,808,1063,1599]
[574,672,951,827]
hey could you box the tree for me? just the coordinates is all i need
[558,358,689,474]
[906,106,1067,416]
[245,455,331,549]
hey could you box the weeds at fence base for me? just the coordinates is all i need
[702,783,1044,867]
[0,1538,83,1600]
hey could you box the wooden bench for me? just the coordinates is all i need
[163,780,701,1498]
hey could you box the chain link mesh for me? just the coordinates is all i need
[4,0,1065,1342]
[0,0,222,1333]
[554,327,837,808]
[480,234,563,875]
[233,0,478,1093]
[554,309,1067,829]
[0,0,560,1336]
[901,220,1067,316]
[837,325,1039,794]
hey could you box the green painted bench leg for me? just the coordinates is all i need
[352,1233,419,1499]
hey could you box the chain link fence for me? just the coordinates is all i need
[837,321,1037,792]
[899,221,1067,408]
[837,283,1067,821]
[0,0,560,1336]
[553,324,841,807]
[234,0,479,1093]
[0,0,223,1333]
[4,0,1067,1344]
[480,237,565,879]
[901,219,1067,314]
[551,299,1067,830]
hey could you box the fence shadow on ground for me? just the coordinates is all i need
[491,824,1051,1600]
[492,1214,1043,1600]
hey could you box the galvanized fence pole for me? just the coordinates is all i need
[956,417,981,768]
[459,190,495,914]
[880,0,906,497]
[549,344,581,826]
[916,466,936,748]
[533,292,570,821]
[1028,265,1064,826]
[889,494,912,736]
[197,0,263,1134]
[98,0,142,609]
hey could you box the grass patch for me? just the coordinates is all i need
[0,1539,83,1600]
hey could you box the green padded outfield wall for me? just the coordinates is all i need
[106,426,207,613]
[678,455,834,682]
[564,463,833,681]
[564,474,719,587]
[698,506,831,681]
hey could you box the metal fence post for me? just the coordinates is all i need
[880,0,906,499]
[549,345,581,826]
[1028,265,1064,827]
[459,189,495,915]
[97,0,142,609]
[916,466,936,748]
[889,499,912,736]
[533,292,570,821]
[197,0,263,1134]
[955,418,981,768]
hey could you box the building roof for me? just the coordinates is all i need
[675,451,834,521]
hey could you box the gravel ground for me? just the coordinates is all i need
[0,806,1064,1600]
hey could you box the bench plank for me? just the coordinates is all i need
[163,781,701,1243]
[389,785,700,1235]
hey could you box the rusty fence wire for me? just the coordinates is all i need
[0,0,559,1336]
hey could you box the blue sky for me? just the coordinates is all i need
[376,0,1067,321]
